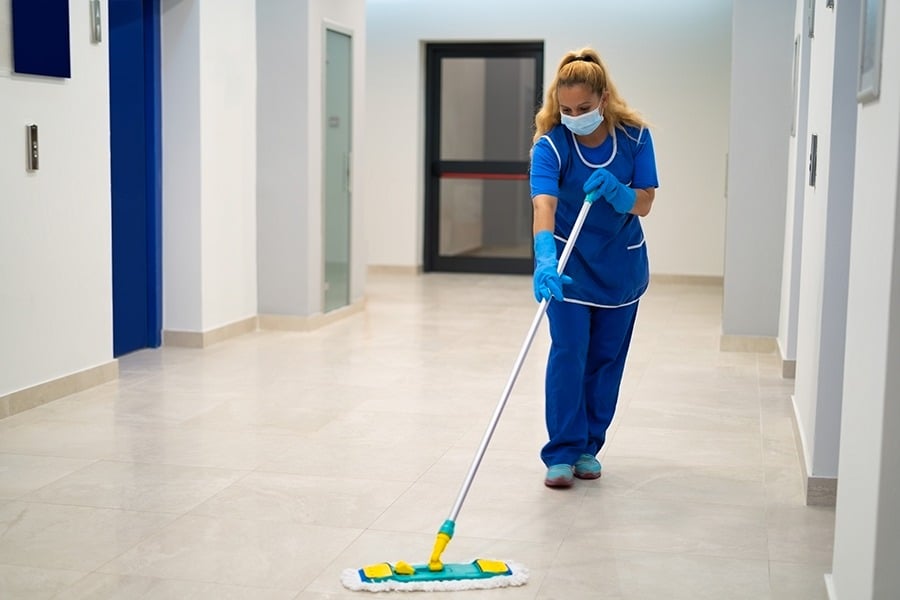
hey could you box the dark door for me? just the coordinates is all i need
[424,42,543,274]
[109,0,162,356]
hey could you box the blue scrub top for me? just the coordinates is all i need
[530,124,659,307]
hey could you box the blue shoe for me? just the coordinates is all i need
[544,464,574,488]
[573,454,602,480]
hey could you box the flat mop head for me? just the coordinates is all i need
[341,558,528,592]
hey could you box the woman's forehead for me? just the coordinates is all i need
[557,84,598,106]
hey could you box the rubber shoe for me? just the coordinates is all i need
[544,464,575,488]
[573,454,602,480]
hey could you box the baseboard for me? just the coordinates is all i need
[366,268,721,283]
[803,472,838,507]
[367,264,423,276]
[0,360,119,420]
[781,359,796,379]
[259,297,366,332]
[777,340,796,379]
[163,316,258,349]
[649,273,724,286]
[719,334,778,353]
[789,394,838,507]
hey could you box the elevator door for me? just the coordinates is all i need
[110,0,161,356]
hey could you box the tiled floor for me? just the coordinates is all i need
[0,273,834,599]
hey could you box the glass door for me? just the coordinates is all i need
[424,42,544,274]
[323,28,352,311]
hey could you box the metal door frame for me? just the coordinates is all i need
[423,41,544,274]
[322,22,353,312]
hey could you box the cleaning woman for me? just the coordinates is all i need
[529,47,659,488]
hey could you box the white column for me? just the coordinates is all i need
[829,1,900,596]
[162,0,258,335]
[721,0,795,346]
[791,0,860,505]
[777,0,813,377]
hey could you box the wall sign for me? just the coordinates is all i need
[11,0,71,78]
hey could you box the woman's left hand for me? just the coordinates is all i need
[583,168,636,214]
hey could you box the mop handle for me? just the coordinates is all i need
[447,198,593,522]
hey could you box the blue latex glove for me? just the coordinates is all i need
[533,230,573,302]
[583,168,637,214]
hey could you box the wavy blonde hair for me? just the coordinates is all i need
[533,47,647,143]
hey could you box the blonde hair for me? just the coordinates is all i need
[533,47,648,143]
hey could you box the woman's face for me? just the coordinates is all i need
[558,84,603,117]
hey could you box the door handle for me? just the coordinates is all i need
[346,151,352,194]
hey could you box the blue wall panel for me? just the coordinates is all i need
[12,0,71,78]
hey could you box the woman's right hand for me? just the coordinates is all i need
[533,231,572,302]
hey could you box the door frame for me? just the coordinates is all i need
[145,0,162,347]
[423,41,544,274]
[321,21,354,312]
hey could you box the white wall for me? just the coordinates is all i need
[722,0,795,338]
[161,0,203,331]
[199,0,258,330]
[830,1,900,595]
[257,0,366,317]
[162,0,258,333]
[256,0,308,316]
[0,0,114,396]
[365,0,733,276]
[792,0,859,483]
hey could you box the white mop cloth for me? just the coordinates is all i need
[340,561,529,592]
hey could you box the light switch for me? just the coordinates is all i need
[809,134,818,187]
[91,0,102,43]
[27,124,39,171]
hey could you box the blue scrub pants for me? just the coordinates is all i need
[541,299,639,467]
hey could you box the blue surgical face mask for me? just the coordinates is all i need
[560,107,604,136]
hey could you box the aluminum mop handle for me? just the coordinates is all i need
[428,197,594,571]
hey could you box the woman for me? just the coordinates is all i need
[530,47,659,488]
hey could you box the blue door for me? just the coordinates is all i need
[109,0,161,356]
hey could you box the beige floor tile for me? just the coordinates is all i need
[22,460,245,513]
[54,573,297,600]
[605,426,764,468]
[768,561,830,600]
[0,501,175,571]
[766,505,836,566]
[189,471,411,528]
[539,546,772,600]
[0,274,835,598]
[564,495,769,560]
[584,457,766,507]
[0,419,139,460]
[369,479,586,545]
[0,564,84,600]
[0,453,95,500]
[103,427,297,470]
[98,515,361,591]
[34,388,236,427]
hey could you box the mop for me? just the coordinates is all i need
[341,197,594,592]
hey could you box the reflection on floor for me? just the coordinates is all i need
[324,261,350,313]
[0,273,833,599]
[456,243,531,259]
